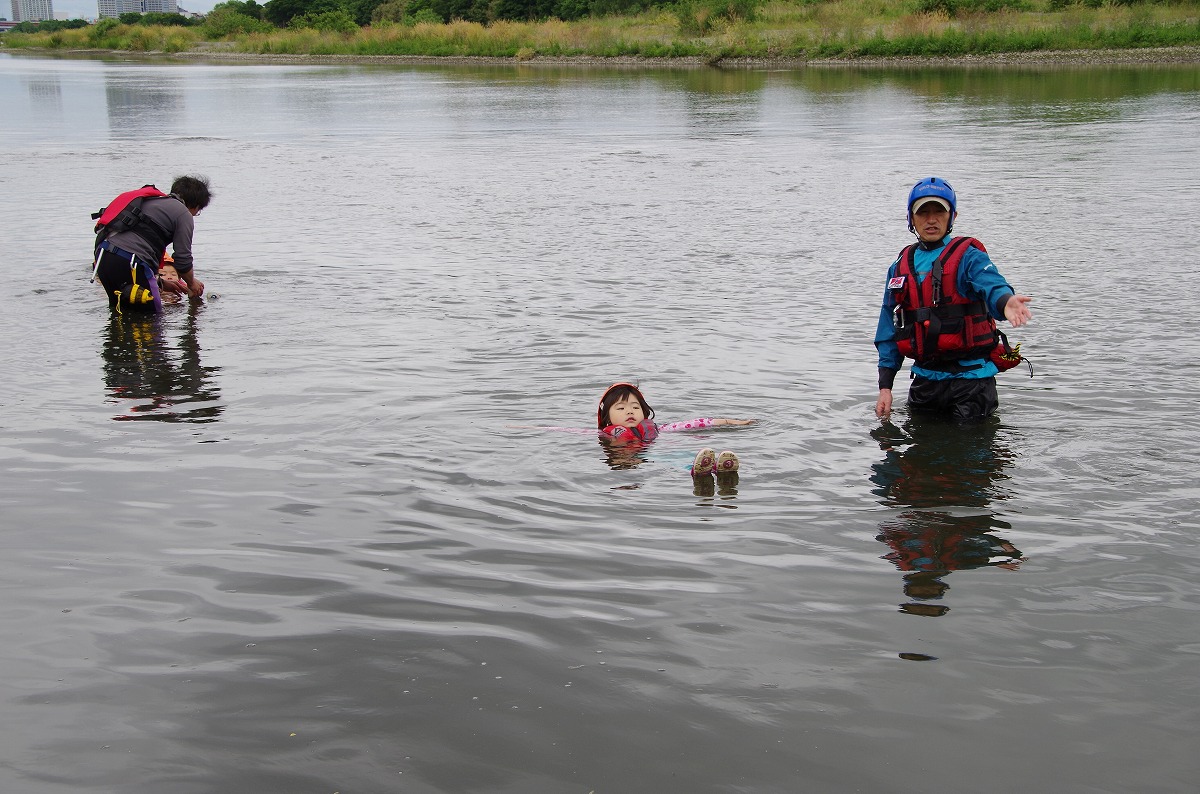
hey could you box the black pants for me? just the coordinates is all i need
[95,245,162,313]
[908,376,999,422]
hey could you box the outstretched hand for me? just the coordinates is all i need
[1005,294,1032,327]
[713,418,755,426]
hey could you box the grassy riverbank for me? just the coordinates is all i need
[4,0,1200,61]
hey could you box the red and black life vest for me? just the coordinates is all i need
[92,185,173,254]
[890,236,997,365]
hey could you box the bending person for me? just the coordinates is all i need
[92,175,212,314]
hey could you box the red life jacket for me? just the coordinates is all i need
[889,236,997,365]
[92,185,172,254]
[600,419,659,443]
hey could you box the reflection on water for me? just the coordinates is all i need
[870,419,1024,630]
[599,436,648,470]
[101,303,222,422]
[104,68,183,136]
[598,437,742,501]
[23,75,61,108]
[783,64,1200,105]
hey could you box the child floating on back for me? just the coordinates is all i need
[596,382,753,479]
[158,254,189,305]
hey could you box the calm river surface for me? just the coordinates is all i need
[2,51,1199,793]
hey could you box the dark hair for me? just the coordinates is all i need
[170,174,212,211]
[597,383,654,428]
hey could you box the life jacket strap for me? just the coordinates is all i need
[896,300,988,326]
[97,239,138,262]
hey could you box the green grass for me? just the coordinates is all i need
[3,1,1200,59]
[6,21,207,52]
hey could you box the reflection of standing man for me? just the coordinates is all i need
[870,420,1024,618]
[874,177,1032,421]
[877,513,1024,617]
[92,175,212,314]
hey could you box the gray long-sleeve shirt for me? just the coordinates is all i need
[105,195,196,273]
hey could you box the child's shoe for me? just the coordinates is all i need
[715,450,739,473]
[690,448,716,477]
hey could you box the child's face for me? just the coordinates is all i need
[912,202,953,243]
[160,263,180,280]
[606,395,646,428]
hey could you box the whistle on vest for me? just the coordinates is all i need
[892,304,905,331]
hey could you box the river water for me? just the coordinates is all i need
[1,52,1199,793]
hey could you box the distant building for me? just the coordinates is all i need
[11,0,55,22]
[96,0,178,17]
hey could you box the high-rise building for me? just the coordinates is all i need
[11,0,55,22]
[96,0,177,17]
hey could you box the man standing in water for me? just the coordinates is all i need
[92,175,212,313]
[874,177,1032,421]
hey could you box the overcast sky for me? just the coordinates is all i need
[48,0,219,19]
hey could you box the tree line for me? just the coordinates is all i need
[2,0,759,36]
[207,0,683,29]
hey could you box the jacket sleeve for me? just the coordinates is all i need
[168,203,196,273]
[875,259,903,379]
[958,245,1014,320]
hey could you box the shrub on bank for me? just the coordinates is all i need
[3,22,204,51]
[675,0,762,34]
[289,8,360,30]
[371,0,445,25]
[202,8,276,36]
[916,0,1033,17]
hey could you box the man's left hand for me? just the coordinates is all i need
[1005,294,1032,327]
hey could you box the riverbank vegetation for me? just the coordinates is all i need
[3,0,1199,60]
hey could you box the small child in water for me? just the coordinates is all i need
[597,382,753,479]
[157,257,186,305]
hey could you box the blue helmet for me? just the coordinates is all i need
[907,177,957,232]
